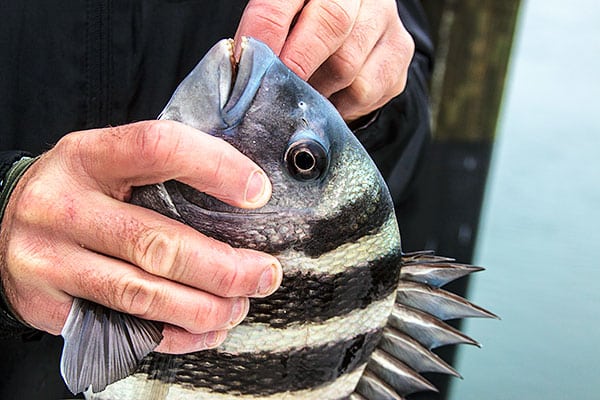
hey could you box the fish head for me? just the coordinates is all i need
[146,37,396,254]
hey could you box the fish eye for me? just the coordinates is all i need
[284,139,329,181]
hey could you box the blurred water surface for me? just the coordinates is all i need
[448,0,600,399]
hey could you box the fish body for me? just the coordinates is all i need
[60,38,495,399]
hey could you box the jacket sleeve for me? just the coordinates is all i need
[355,0,434,205]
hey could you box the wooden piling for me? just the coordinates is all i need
[398,1,522,398]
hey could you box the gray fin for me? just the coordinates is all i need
[400,262,484,288]
[400,250,455,264]
[366,349,437,396]
[379,327,460,377]
[389,303,479,349]
[354,253,496,399]
[356,370,406,400]
[60,298,163,394]
[396,281,498,320]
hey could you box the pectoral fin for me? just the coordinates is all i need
[60,298,163,394]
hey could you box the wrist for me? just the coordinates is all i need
[0,153,40,339]
[1,154,38,225]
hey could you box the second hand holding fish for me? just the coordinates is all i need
[235,0,415,122]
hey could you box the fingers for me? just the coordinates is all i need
[279,0,362,79]
[7,168,281,333]
[58,120,271,208]
[56,192,282,298]
[155,325,229,354]
[56,246,251,335]
[235,0,414,122]
[307,0,387,98]
[3,228,254,337]
[234,0,305,57]
[235,0,361,80]
[328,25,414,121]
[309,0,415,121]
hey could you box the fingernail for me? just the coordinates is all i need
[229,297,249,326]
[204,330,224,348]
[257,262,282,296]
[245,170,269,204]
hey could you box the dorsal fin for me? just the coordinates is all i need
[354,255,497,398]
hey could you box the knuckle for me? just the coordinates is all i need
[117,276,160,318]
[388,19,415,64]
[317,0,355,39]
[348,76,378,106]
[55,131,97,177]
[327,51,360,85]
[204,149,229,193]
[396,12,416,52]
[135,120,181,171]
[210,260,240,298]
[11,177,50,224]
[135,227,185,281]
[191,298,218,333]
[282,49,313,80]
[53,131,76,150]
[404,33,416,58]
[283,0,358,80]
[13,175,74,230]
[246,1,291,34]
[53,131,85,158]
[383,52,409,97]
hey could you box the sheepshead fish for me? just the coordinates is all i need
[60,37,496,399]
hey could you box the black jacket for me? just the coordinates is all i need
[0,1,433,398]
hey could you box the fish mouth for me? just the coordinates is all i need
[157,37,277,130]
[155,38,282,216]
[219,37,276,126]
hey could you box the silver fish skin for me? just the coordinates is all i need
[60,37,496,400]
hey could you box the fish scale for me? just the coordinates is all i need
[59,38,496,399]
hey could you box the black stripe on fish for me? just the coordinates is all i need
[137,329,383,395]
[153,180,394,258]
[300,186,393,258]
[245,250,402,327]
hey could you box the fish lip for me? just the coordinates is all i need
[178,201,314,226]
[156,37,277,130]
[165,181,307,218]
[220,37,277,126]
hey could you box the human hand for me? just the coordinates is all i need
[235,0,415,122]
[0,120,282,354]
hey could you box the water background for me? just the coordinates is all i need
[447,0,600,399]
